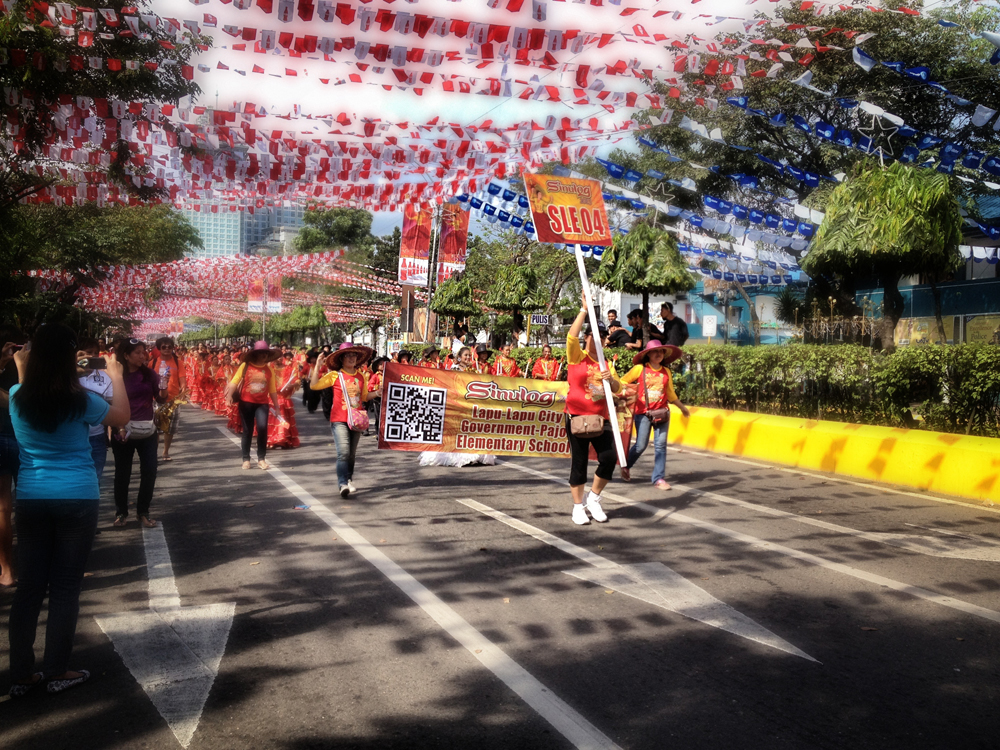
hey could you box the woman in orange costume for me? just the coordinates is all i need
[531,345,561,381]
[225,353,243,432]
[490,343,521,377]
[267,352,300,449]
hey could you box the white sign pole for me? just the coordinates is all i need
[574,244,627,467]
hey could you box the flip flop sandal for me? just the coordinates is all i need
[113,515,127,528]
[9,673,44,698]
[139,516,157,528]
[47,670,90,694]
[258,460,271,470]
[242,461,251,470]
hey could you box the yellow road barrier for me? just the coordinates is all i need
[668,407,1000,503]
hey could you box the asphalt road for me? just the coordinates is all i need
[3,402,1000,750]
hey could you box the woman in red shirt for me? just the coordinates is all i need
[619,340,690,489]
[227,341,281,471]
[564,297,621,526]
[310,342,376,498]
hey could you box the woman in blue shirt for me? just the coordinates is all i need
[7,324,130,698]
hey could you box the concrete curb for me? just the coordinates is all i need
[668,406,1000,503]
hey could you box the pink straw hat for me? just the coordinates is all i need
[633,340,683,366]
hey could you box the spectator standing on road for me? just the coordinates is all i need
[112,339,167,528]
[76,338,113,488]
[619,341,691,489]
[604,321,632,349]
[564,295,621,525]
[149,337,186,462]
[624,309,662,351]
[7,324,129,697]
[311,343,376,498]
[655,302,690,347]
[0,326,26,588]
[227,341,282,471]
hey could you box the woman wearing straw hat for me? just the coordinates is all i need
[310,342,376,498]
[619,340,690,490]
[227,341,283,471]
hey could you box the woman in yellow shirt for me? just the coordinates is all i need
[620,340,690,490]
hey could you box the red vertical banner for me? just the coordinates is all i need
[267,276,282,313]
[398,205,433,285]
[248,277,264,312]
[436,202,470,284]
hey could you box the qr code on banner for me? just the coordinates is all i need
[384,382,447,444]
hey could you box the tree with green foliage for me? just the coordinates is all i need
[294,207,374,254]
[592,222,697,346]
[431,273,480,319]
[0,0,206,216]
[1,204,203,333]
[802,162,963,350]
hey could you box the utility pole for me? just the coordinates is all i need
[422,204,443,343]
[261,273,267,341]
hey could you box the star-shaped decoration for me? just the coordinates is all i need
[856,113,900,161]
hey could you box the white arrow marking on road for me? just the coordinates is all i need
[458,498,818,662]
[95,524,235,748]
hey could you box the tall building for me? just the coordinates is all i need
[182,202,306,258]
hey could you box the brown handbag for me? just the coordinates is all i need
[570,414,605,437]
[642,368,670,426]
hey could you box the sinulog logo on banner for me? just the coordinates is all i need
[522,173,613,247]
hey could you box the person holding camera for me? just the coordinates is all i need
[7,324,130,697]
[111,339,167,528]
[77,338,113,487]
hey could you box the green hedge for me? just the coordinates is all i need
[400,342,1000,437]
[676,344,1000,438]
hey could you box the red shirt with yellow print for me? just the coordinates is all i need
[313,369,368,423]
[564,334,618,418]
[621,364,677,414]
[230,363,277,405]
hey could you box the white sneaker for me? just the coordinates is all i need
[572,504,590,525]
[339,485,350,498]
[585,497,608,523]
[347,480,357,495]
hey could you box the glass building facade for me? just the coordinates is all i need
[182,203,306,258]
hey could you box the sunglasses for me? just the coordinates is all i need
[128,338,141,345]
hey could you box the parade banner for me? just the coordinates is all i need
[248,277,264,312]
[398,205,433,285]
[523,174,613,247]
[378,363,572,458]
[436,202,470,284]
[378,364,633,459]
[266,276,283,313]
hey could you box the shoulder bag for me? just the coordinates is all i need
[225,364,246,404]
[338,371,370,432]
[642,368,671,426]
[569,414,605,438]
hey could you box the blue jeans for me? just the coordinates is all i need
[89,433,107,488]
[330,422,360,488]
[8,497,99,680]
[626,412,670,484]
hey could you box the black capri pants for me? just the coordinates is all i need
[565,415,617,486]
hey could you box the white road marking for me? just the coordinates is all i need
[216,427,621,750]
[458,498,817,662]
[496,459,1000,562]
[498,461,1000,627]
[95,524,235,748]
[672,446,1000,515]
